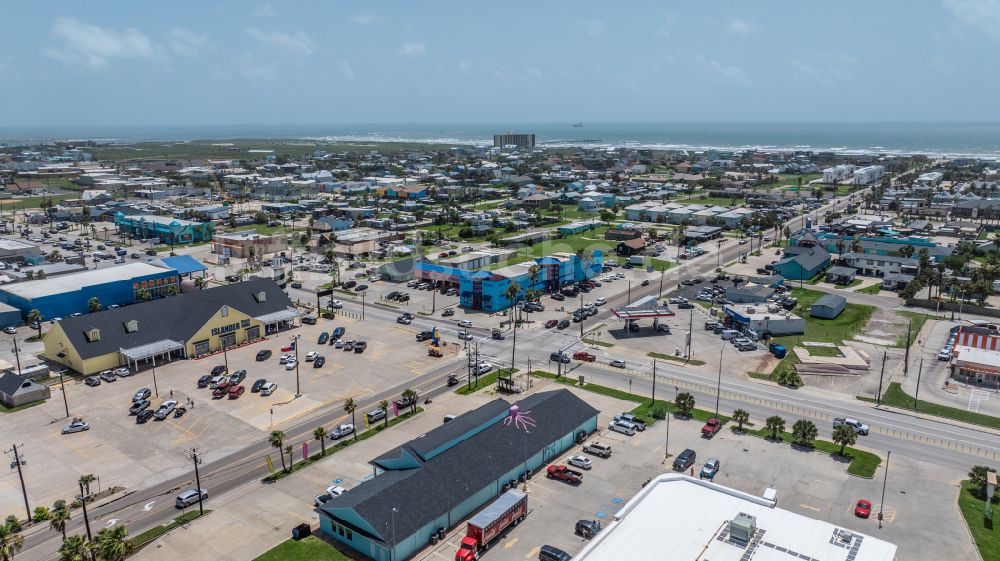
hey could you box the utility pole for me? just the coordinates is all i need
[431,290,436,314]
[579,292,584,339]
[223,344,229,374]
[658,269,665,299]
[361,291,366,320]
[686,309,694,359]
[292,334,301,397]
[59,369,70,418]
[151,355,159,398]
[902,319,912,377]
[627,280,632,305]
[5,443,30,520]
[11,335,22,376]
[914,358,923,411]
[715,345,724,417]
[876,350,888,406]
[79,479,93,541]
[650,359,657,405]
[188,449,205,516]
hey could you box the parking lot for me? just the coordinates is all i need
[408,383,976,561]
[0,312,462,512]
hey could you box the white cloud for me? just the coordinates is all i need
[728,18,754,35]
[338,61,355,80]
[579,19,605,36]
[351,14,379,26]
[943,0,1000,38]
[169,28,211,56]
[791,51,858,84]
[46,17,154,71]
[236,54,277,81]
[397,41,427,57]
[253,3,275,18]
[523,65,544,80]
[695,54,750,86]
[246,27,315,54]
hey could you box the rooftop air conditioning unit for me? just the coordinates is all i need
[729,512,757,543]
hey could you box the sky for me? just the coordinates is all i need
[3,0,1000,127]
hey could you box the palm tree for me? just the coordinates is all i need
[135,288,151,302]
[674,392,695,417]
[765,416,785,440]
[791,419,818,446]
[835,239,846,257]
[527,264,541,291]
[378,399,389,429]
[831,424,857,456]
[732,409,749,432]
[401,389,419,414]
[968,465,996,497]
[26,310,42,339]
[313,426,327,457]
[194,276,206,290]
[87,297,101,313]
[269,430,287,472]
[166,285,179,296]
[344,398,358,440]
[0,519,24,561]
[284,445,294,471]
[57,534,89,561]
[78,474,95,498]
[49,501,71,540]
[95,524,133,561]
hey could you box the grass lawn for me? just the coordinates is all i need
[254,535,352,561]
[892,311,944,347]
[455,368,519,395]
[0,400,44,414]
[803,345,843,357]
[226,224,305,236]
[131,510,211,548]
[648,351,706,366]
[856,283,882,294]
[870,382,1000,430]
[0,193,77,210]
[957,480,1000,560]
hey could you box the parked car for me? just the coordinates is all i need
[126,399,148,415]
[854,499,872,518]
[210,364,227,376]
[305,351,319,361]
[285,359,298,370]
[567,455,592,470]
[575,519,602,539]
[136,410,154,423]
[332,327,345,339]
[212,383,231,398]
[329,299,343,309]
[318,332,329,345]
[228,370,246,385]
[546,464,583,484]
[701,418,722,438]
[700,458,721,480]
[354,341,368,353]
[672,448,697,471]
[132,388,152,402]
[228,385,245,399]
[251,378,267,392]
[154,400,178,420]
[544,319,558,328]
[593,297,607,306]
[677,302,694,309]
[442,308,455,317]
[614,413,646,431]
[583,441,612,458]
[549,351,570,363]
[61,419,90,434]
[197,375,212,388]
[113,367,130,377]
[314,356,326,367]
[84,376,101,387]
[256,349,272,361]
[366,408,386,424]
[608,420,637,435]
[99,370,116,382]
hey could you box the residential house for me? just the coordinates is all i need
[839,252,919,278]
[0,371,51,408]
[771,244,831,281]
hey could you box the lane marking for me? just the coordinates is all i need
[143,501,156,511]
[504,538,519,549]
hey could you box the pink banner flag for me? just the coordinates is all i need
[392,401,399,417]
[303,442,309,461]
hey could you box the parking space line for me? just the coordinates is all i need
[525,546,540,559]
[799,503,821,512]
[60,433,97,461]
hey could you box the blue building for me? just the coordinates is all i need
[318,390,598,561]
[770,244,830,281]
[794,231,953,262]
[114,213,215,244]
[0,262,180,319]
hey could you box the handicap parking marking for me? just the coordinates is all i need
[595,511,608,519]
[612,497,623,504]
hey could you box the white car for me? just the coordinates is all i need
[668,296,687,304]
[475,362,493,375]
[457,320,472,328]
[609,359,627,368]
[326,485,346,497]
[458,331,472,340]
[113,367,130,377]
[608,420,637,436]
[61,420,90,434]
[285,359,298,370]
[329,300,343,309]
[305,351,319,361]
[594,297,607,306]
[279,353,292,364]
[330,423,355,439]
[154,400,177,420]
[334,340,345,348]
[937,348,951,361]
[261,382,277,396]
[567,455,592,470]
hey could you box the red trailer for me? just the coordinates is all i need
[455,490,527,561]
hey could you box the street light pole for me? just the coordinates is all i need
[650,359,657,406]
[878,450,891,528]
[59,370,70,418]
[292,334,301,397]
[875,350,888,406]
[715,345,724,417]
[914,358,923,411]
[390,507,398,561]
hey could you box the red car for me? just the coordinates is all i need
[573,351,596,362]
[854,499,872,518]
[544,320,558,328]
[438,252,449,258]
[228,385,245,399]
[212,381,231,398]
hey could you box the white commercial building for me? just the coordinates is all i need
[575,474,897,561]
[822,164,855,184]
[853,165,885,185]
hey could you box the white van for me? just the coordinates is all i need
[309,263,332,273]
[720,329,740,340]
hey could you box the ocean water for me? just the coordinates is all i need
[2,122,1000,157]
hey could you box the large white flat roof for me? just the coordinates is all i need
[1,263,170,300]
[954,345,1000,368]
[575,474,896,561]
